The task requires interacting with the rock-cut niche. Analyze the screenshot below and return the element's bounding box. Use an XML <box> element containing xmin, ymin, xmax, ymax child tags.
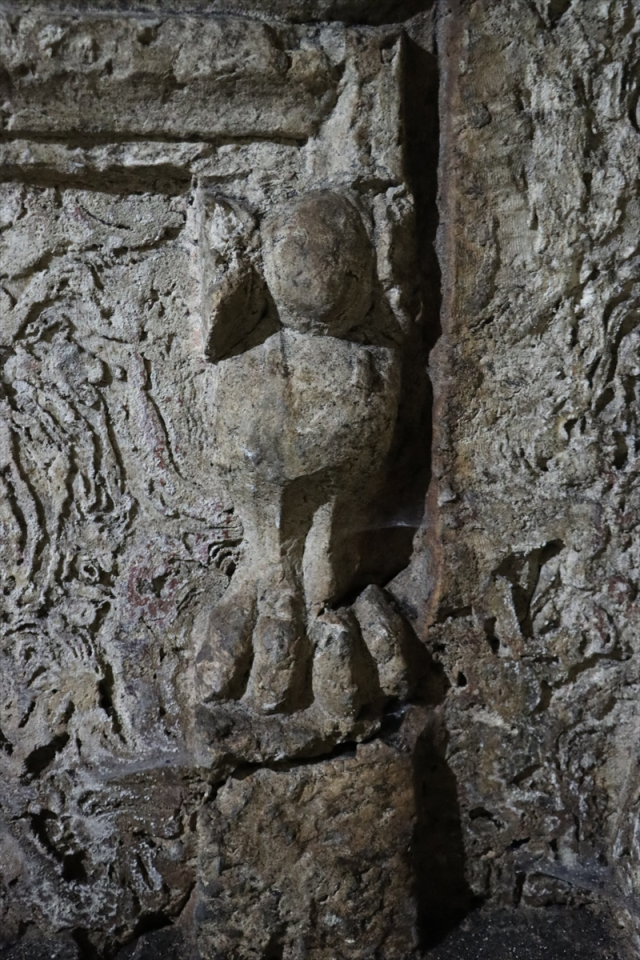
<box><xmin>0</xmin><ymin>10</ymin><xmax>457</xmax><ymax>958</ymax></box>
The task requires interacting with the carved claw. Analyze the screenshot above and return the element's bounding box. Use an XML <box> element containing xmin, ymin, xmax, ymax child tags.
<box><xmin>245</xmin><ymin>588</ymin><xmax>310</xmax><ymax>714</ymax></box>
<box><xmin>194</xmin><ymin>584</ymin><xmax>256</xmax><ymax>702</ymax></box>
<box><xmin>310</xmin><ymin>608</ymin><xmax>380</xmax><ymax>720</ymax></box>
<box><xmin>352</xmin><ymin>584</ymin><xmax>416</xmax><ymax>700</ymax></box>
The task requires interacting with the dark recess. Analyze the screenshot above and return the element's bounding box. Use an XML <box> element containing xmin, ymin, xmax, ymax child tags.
<box><xmin>413</xmin><ymin>718</ymin><xmax>481</xmax><ymax>949</ymax></box>
<box><xmin>5</xmin><ymin>0</ymin><xmax>434</xmax><ymax>25</ymax></box>
<box><xmin>401</xmin><ymin>27</ymin><xmax>479</xmax><ymax>949</ymax></box>
<box><xmin>349</xmin><ymin>27</ymin><xmax>440</xmax><ymax>595</ymax></box>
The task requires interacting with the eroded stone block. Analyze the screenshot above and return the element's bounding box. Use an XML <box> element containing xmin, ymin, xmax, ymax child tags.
<box><xmin>196</xmin><ymin>739</ymin><xmax>418</xmax><ymax>960</ymax></box>
<box><xmin>0</xmin><ymin>16</ymin><xmax>338</xmax><ymax>140</ymax></box>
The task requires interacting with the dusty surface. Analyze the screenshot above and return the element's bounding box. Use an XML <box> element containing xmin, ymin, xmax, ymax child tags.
<box><xmin>423</xmin><ymin>905</ymin><xmax>630</xmax><ymax>960</ymax></box>
<box><xmin>389</xmin><ymin>0</ymin><xmax>640</xmax><ymax>953</ymax></box>
<box><xmin>0</xmin><ymin>3</ymin><xmax>436</xmax><ymax>956</ymax></box>
<box><xmin>2</xmin><ymin>0</ymin><xmax>640</xmax><ymax>957</ymax></box>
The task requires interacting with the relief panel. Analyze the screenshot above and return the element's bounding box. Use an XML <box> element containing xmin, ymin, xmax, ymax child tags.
<box><xmin>0</xmin><ymin>11</ymin><xmax>431</xmax><ymax>955</ymax></box>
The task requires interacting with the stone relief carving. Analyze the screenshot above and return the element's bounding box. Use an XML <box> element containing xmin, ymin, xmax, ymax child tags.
<box><xmin>2</xmin><ymin>4</ymin><xmax>637</xmax><ymax>957</ymax></box>
<box><xmin>0</xmin><ymin>9</ymin><xmax>434</xmax><ymax>957</ymax></box>
<box><xmin>194</xmin><ymin>188</ymin><xmax>408</xmax><ymax>719</ymax></box>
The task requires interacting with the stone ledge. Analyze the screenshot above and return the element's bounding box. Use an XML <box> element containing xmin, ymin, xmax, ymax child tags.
<box><xmin>0</xmin><ymin>0</ymin><xmax>432</xmax><ymax>26</ymax></box>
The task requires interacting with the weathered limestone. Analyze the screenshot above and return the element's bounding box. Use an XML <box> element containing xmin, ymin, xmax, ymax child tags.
<box><xmin>0</xmin><ymin>2</ymin><xmax>434</xmax><ymax>955</ymax></box>
<box><xmin>196</xmin><ymin>190</ymin><xmax>402</xmax><ymax>714</ymax></box>
<box><xmin>3</xmin><ymin>0</ymin><xmax>639</xmax><ymax>957</ymax></box>
<box><xmin>197</xmin><ymin>738</ymin><xmax>418</xmax><ymax>960</ymax></box>
<box><xmin>0</xmin><ymin>16</ymin><xmax>338</xmax><ymax>140</ymax></box>
<box><xmin>395</xmin><ymin>1</ymin><xmax>640</xmax><ymax>953</ymax></box>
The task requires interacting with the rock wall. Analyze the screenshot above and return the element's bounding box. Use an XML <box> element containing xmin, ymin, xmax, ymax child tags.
<box><xmin>1</xmin><ymin>0</ymin><xmax>639</xmax><ymax>958</ymax></box>
<box><xmin>413</xmin><ymin>0</ymin><xmax>640</xmax><ymax>950</ymax></box>
<box><xmin>0</xmin><ymin>2</ymin><xmax>440</xmax><ymax>956</ymax></box>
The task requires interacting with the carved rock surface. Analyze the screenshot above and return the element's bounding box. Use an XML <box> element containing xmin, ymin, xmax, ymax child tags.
<box><xmin>0</xmin><ymin>1</ymin><xmax>432</xmax><ymax>954</ymax></box>
<box><xmin>5</xmin><ymin>0</ymin><xmax>639</xmax><ymax>956</ymax></box>
<box><xmin>261</xmin><ymin>192</ymin><xmax>374</xmax><ymax>336</ymax></box>
<box><xmin>0</xmin><ymin>16</ymin><xmax>338</xmax><ymax>139</ymax></box>
<box><xmin>387</xmin><ymin>0</ymin><xmax>640</xmax><ymax>949</ymax></box>
<box><xmin>196</xmin><ymin>738</ymin><xmax>418</xmax><ymax>960</ymax></box>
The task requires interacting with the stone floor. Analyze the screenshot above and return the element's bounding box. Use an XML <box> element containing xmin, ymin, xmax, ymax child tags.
<box><xmin>424</xmin><ymin>906</ymin><xmax>631</xmax><ymax>960</ymax></box>
<box><xmin>0</xmin><ymin>906</ymin><xmax>633</xmax><ymax>960</ymax></box>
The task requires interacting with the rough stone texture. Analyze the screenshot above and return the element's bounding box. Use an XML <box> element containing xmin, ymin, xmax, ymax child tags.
<box><xmin>0</xmin><ymin>16</ymin><xmax>339</xmax><ymax>139</ymax></box>
<box><xmin>423</xmin><ymin>905</ymin><xmax>630</xmax><ymax>960</ymax></box>
<box><xmin>0</xmin><ymin>2</ymin><xmax>437</xmax><ymax>955</ymax></box>
<box><xmin>197</xmin><ymin>736</ymin><xmax>418</xmax><ymax>960</ymax></box>
<box><xmin>391</xmin><ymin>0</ymin><xmax>640</xmax><ymax>953</ymax></box>
<box><xmin>0</xmin><ymin>0</ymin><xmax>431</xmax><ymax>25</ymax></box>
<box><xmin>3</xmin><ymin>0</ymin><xmax>640</xmax><ymax>957</ymax></box>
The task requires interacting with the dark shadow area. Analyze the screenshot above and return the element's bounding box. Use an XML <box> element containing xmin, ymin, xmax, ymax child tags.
<box><xmin>0</xmin><ymin>926</ymin><xmax>192</xmax><ymax>960</ymax></box>
<box><xmin>0</xmin><ymin>167</ymin><xmax>191</xmax><ymax>196</ymax></box>
<box><xmin>297</xmin><ymin>0</ymin><xmax>435</xmax><ymax>24</ymax></box>
<box><xmin>0</xmin><ymin>937</ymin><xmax>80</xmax><ymax>960</ymax></box>
<box><xmin>399</xmin><ymin>25</ymin><xmax>483</xmax><ymax>951</ymax></box>
<box><xmin>31</xmin><ymin>0</ymin><xmax>434</xmax><ymax>26</ymax></box>
<box><xmin>403</xmin><ymin>34</ymin><xmax>442</xmax><ymax>358</ymax></box>
<box><xmin>114</xmin><ymin>927</ymin><xmax>186</xmax><ymax>960</ymax></box>
<box><xmin>412</xmin><ymin>716</ymin><xmax>482</xmax><ymax>950</ymax></box>
<box><xmin>348</xmin><ymin>31</ymin><xmax>441</xmax><ymax>595</ymax></box>
<box><xmin>422</xmin><ymin>905</ymin><xmax>632</xmax><ymax>959</ymax></box>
